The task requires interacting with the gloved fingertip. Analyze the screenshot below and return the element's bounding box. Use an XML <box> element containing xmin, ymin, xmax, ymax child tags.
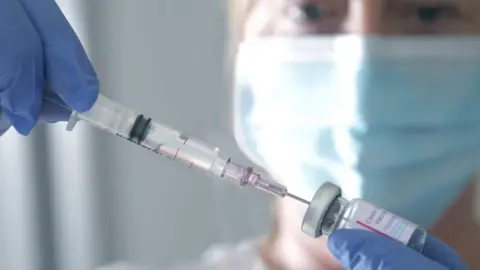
<box><xmin>11</xmin><ymin>116</ymin><xmax>35</xmax><ymax>136</ymax></box>
<box><xmin>327</xmin><ymin>230</ymin><xmax>349</xmax><ymax>257</ymax></box>
<box><xmin>1</xmin><ymin>110</ymin><xmax>34</xmax><ymax>136</ymax></box>
<box><xmin>62</xmin><ymin>78</ymin><xmax>99</xmax><ymax>112</ymax></box>
<box><xmin>38</xmin><ymin>107</ymin><xmax>71</xmax><ymax>123</ymax></box>
<box><xmin>328</xmin><ymin>229</ymin><xmax>385</xmax><ymax>261</ymax></box>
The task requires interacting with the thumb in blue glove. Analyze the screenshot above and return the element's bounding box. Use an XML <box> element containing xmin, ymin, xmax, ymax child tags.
<box><xmin>0</xmin><ymin>0</ymin><xmax>99</xmax><ymax>135</ymax></box>
<box><xmin>328</xmin><ymin>229</ymin><xmax>468</xmax><ymax>270</ymax></box>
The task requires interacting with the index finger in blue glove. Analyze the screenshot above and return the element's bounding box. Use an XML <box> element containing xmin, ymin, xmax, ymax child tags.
<box><xmin>18</xmin><ymin>0</ymin><xmax>99</xmax><ymax>112</ymax></box>
<box><xmin>328</xmin><ymin>229</ymin><xmax>452</xmax><ymax>270</ymax></box>
<box><xmin>0</xmin><ymin>0</ymin><xmax>44</xmax><ymax>135</ymax></box>
<box><xmin>0</xmin><ymin>100</ymin><xmax>70</xmax><ymax>137</ymax></box>
<box><xmin>0</xmin><ymin>93</ymin><xmax>71</xmax><ymax>134</ymax></box>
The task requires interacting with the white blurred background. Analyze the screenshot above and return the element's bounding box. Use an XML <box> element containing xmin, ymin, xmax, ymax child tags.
<box><xmin>0</xmin><ymin>0</ymin><xmax>271</xmax><ymax>269</ymax></box>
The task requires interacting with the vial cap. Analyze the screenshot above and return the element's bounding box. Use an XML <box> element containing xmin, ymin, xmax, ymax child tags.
<box><xmin>301</xmin><ymin>182</ymin><xmax>342</xmax><ymax>238</ymax></box>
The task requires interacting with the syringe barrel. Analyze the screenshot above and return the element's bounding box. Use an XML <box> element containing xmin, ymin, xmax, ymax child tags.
<box><xmin>71</xmin><ymin>95</ymin><xmax>138</xmax><ymax>139</ymax></box>
<box><xmin>68</xmin><ymin>94</ymin><xmax>225</xmax><ymax>175</ymax></box>
<box><xmin>143</xmin><ymin>125</ymin><xmax>225</xmax><ymax>174</ymax></box>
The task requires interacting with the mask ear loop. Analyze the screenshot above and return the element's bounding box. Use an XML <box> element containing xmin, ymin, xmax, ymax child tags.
<box><xmin>232</xmin><ymin>81</ymin><xmax>269</xmax><ymax>170</ymax></box>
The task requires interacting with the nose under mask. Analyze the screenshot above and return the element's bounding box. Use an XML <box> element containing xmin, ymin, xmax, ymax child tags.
<box><xmin>233</xmin><ymin>36</ymin><xmax>480</xmax><ymax>228</ymax></box>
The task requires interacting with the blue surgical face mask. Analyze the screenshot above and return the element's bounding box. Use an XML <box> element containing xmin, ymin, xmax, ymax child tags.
<box><xmin>233</xmin><ymin>36</ymin><xmax>480</xmax><ymax>228</ymax></box>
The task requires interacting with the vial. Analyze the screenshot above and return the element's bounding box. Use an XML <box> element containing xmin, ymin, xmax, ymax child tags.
<box><xmin>301</xmin><ymin>182</ymin><xmax>427</xmax><ymax>252</ymax></box>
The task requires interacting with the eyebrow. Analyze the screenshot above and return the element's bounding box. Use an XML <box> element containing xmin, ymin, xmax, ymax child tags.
<box><xmin>388</xmin><ymin>0</ymin><xmax>458</xmax><ymax>3</ymax></box>
<box><xmin>385</xmin><ymin>0</ymin><xmax>460</xmax><ymax>11</ymax></box>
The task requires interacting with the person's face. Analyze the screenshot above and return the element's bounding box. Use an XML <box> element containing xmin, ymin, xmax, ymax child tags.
<box><xmin>243</xmin><ymin>0</ymin><xmax>480</xmax><ymax>39</ymax></box>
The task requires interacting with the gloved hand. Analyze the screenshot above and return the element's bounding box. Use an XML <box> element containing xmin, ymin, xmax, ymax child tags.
<box><xmin>0</xmin><ymin>0</ymin><xmax>99</xmax><ymax>136</ymax></box>
<box><xmin>328</xmin><ymin>229</ymin><xmax>469</xmax><ymax>270</ymax></box>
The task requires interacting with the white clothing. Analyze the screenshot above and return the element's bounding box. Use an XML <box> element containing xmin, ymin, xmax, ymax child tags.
<box><xmin>98</xmin><ymin>240</ymin><xmax>267</xmax><ymax>270</ymax></box>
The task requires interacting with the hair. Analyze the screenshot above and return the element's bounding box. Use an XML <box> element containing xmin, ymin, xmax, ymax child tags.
<box><xmin>221</xmin><ymin>0</ymin><xmax>254</xmax><ymax>131</ymax></box>
<box><xmin>225</xmin><ymin>0</ymin><xmax>255</xmax><ymax>57</ymax></box>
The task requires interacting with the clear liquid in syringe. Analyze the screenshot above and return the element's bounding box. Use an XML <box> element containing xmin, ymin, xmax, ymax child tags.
<box><xmin>141</xmin><ymin>121</ymin><xmax>224</xmax><ymax>172</ymax></box>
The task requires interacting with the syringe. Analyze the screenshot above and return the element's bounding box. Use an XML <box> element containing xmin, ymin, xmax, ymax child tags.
<box><xmin>43</xmin><ymin>94</ymin><xmax>309</xmax><ymax>204</ymax></box>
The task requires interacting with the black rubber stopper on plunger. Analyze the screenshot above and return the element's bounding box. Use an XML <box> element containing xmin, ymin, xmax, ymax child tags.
<box><xmin>129</xmin><ymin>114</ymin><xmax>152</xmax><ymax>143</ymax></box>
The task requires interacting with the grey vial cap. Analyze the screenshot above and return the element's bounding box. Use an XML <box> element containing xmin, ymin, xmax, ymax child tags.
<box><xmin>301</xmin><ymin>182</ymin><xmax>342</xmax><ymax>238</ymax></box>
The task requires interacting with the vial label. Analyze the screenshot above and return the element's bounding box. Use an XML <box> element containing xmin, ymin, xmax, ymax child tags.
<box><xmin>346</xmin><ymin>201</ymin><xmax>417</xmax><ymax>245</ymax></box>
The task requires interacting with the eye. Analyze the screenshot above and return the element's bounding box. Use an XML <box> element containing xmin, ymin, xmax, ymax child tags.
<box><xmin>281</xmin><ymin>1</ymin><xmax>347</xmax><ymax>35</ymax></box>
<box><xmin>288</xmin><ymin>3</ymin><xmax>324</xmax><ymax>23</ymax></box>
<box><xmin>299</xmin><ymin>3</ymin><xmax>323</xmax><ymax>21</ymax></box>
<box><xmin>414</xmin><ymin>5</ymin><xmax>459</xmax><ymax>24</ymax></box>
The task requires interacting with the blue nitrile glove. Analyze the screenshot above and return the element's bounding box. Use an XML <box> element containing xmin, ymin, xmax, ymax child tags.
<box><xmin>0</xmin><ymin>0</ymin><xmax>99</xmax><ymax>136</ymax></box>
<box><xmin>328</xmin><ymin>229</ymin><xmax>469</xmax><ymax>270</ymax></box>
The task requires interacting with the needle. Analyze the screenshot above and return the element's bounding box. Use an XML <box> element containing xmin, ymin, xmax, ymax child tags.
<box><xmin>287</xmin><ymin>193</ymin><xmax>310</xmax><ymax>205</ymax></box>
